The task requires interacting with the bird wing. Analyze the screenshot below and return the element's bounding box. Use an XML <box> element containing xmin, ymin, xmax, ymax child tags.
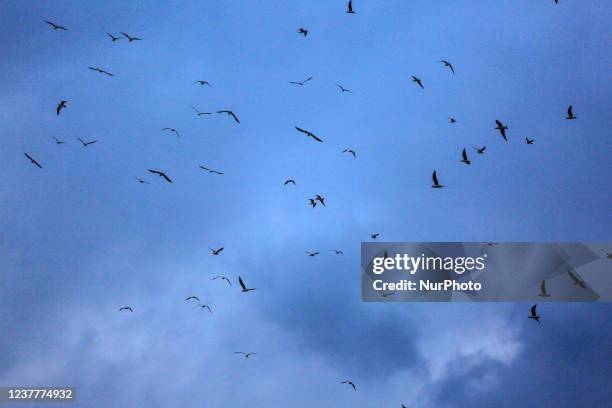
<box><xmin>531</xmin><ymin>304</ymin><xmax>537</xmax><ymax>316</ymax></box>
<box><xmin>229</xmin><ymin>112</ymin><xmax>240</xmax><ymax>123</ymax></box>
<box><xmin>568</xmin><ymin>105</ymin><xmax>573</xmax><ymax>116</ymax></box>
<box><xmin>540</xmin><ymin>281</ymin><xmax>546</xmax><ymax>294</ymax></box>
<box><xmin>239</xmin><ymin>276</ymin><xmax>246</xmax><ymax>290</ymax></box>
<box><xmin>462</xmin><ymin>149</ymin><xmax>468</xmax><ymax>161</ymax></box>
<box><xmin>310</xmin><ymin>133</ymin><xmax>323</xmax><ymax>142</ymax></box>
<box><xmin>432</xmin><ymin>171</ymin><xmax>439</xmax><ymax>185</ymax></box>
<box><xmin>148</xmin><ymin>169</ymin><xmax>161</xmax><ymax>176</ymax></box>
<box><xmin>295</xmin><ymin>126</ymin><xmax>309</xmax><ymax>134</ymax></box>
<box><xmin>161</xmin><ymin>173</ymin><xmax>172</xmax><ymax>183</ymax></box>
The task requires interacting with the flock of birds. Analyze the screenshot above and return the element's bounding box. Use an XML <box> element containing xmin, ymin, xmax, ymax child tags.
<box><xmin>18</xmin><ymin>1</ymin><xmax>599</xmax><ymax>406</ymax></box>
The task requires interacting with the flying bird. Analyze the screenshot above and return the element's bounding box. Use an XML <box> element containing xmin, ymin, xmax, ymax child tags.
<box><xmin>185</xmin><ymin>296</ymin><xmax>200</xmax><ymax>302</ymax></box>
<box><xmin>369</xmin><ymin>233</ymin><xmax>380</xmax><ymax>239</ymax></box>
<box><xmin>88</xmin><ymin>66</ymin><xmax>113</xmax><ymax>76</ymax></box>
<box><xmin>121</xmin><ymin>32</ymin><xmax>142</xmax><ymax>42</ymax></box>
<box><xmin>77</xmin><ymin>137</ymin><xmax>98</xmax><ymax>147</ymax></box>
<box><xmin>24</xmin><ymin>153</ymin><xmax>42</xmax><ymax>168</ymax></box>
<box><xmin>567</xmin><ymin>270</ymin><xmax>586</xmax><ymax>289</ymax></box>
<box><xmin>45</xmin><ymin>20</ymin><xmax>67</xmax><ymax>30</ymax></box>
<box><xmin>525</xmin><ymin>137</ymin><xmax>534</xmax><ymax>144</ymax></box>
<box><xmin>295</xmin><ymin>126</ymin><xmax>323</xmax><ymax>142</ymax></box>
<box><xmin>381</xmin><ymin>291</ymin><xmax>395</xmax><ymax>297</ymax></box>
<box><xmin>194</xmin><ymin>80</ymin><xmax>211</xmax><ymax>86</ymax></box>
<box><xmin>107</xmin><ymin>33</ymin><xmax>123</xmax><ymax>41</ymax></box>
<box><xmin>284</xmin><ymin>179</ymin><xmax>296</xmax><ymax>186</ymax></box>
<box><xmin>135</xmin><ymin>177</ymin><xmax>150</xmax><ymax>184</ymax></box>
<box><xmin>308</xmin><ymin>198</ymin><xmax>317</xmax><ymax>208</ymax></box>
<box><xmin>161</xmin><ymin>127</ymin><xmax>180</xmax><ymax>138</ymax></box>
<box><xmin>217</xmin><ymin>110</ymin><xmax>240</xmax><ymax>123</ymax></box>
<box><xmin>341</xmin><ymin>381</ymin><xmax>356</xmax><ymax>391</ymax></box>
<box><xmin>52</xmin><ymin>136</ymin><xmax>65</xmax><ymax>145</ymax></box>
<box><xmin>346</xmin><ymin>0</ymin><xmax>356</xmax><ymax>13</ymax></box>
<box><xmin>336</xmin><ymin>84</ymin><xmax>352</xmax><ymax>93</ymax></box>
<box><xmin>495</xmin><ymin>120</ymin><xmax>508</xmax><ymax>142</ymax></box>
<box><xmin>234</xmin><ymin>352</ymin><xmax>257</xmax><ymax>358</ymax></box>
<box><xmin>212</xmin><ymin>276</ymin><xmax>232</xmax><ymax>286</ymax></box>
<box><xmin>56</xmin><ymin>100</ymin><xmax>67</xmax><ymax>115</ymax></box>
<box><xmin>538</xmin><ymin>281</ymin><xmax>551</xmax><ymax>298</ymax></box>
<box><xmin>330</xmin><ymin>249</ymin><xmax>344</xmax><ymax>255</ymax></box>
<box><xmin>528</xmin><ymin>304</ymin><xmax>540</xmax><ymax>322</ymax></box>
<box><xmin>460</xmin><ymin>148</ymin><xmax>471</xmax><ymax>165</ymax></box>
<box><xmin>432</xmin><ymin>171</ymin><xmax>445</xmax><ymax>188</ymax></box>
<box><xmin>118</xmin><ymin>306</ymin><xmax>133</xmax><ymax>312</ymax></box>
<box><xmin>473</xmin><ymin>146</ymin><xmax>486</xmax><ymax>154</ymax></box>
<box><xmin>289</xmin><ymin>77</ymin><xmax>313</xmax><ymax>86</ymax></box>
<box><xmin>342</xmin><ymin>149</ymin><xmax>356</xmax><ymax>158</ymax></box>
<box><xmin>197</xmin><ymin>304</ymin><xmax>213</xmax><ymax>313</ymax></box>
<box><xmin>191</xmin><ymin>105</ymin><xmax>212</xmax><ymax>116</ymax></box>
<box><xmin>238</xmin><ymin>276</ymin><xmax>255</xmax><ymax>292</ymax></box>
<box><xmin>411</xmin><ymin>76</ymin><xmax>424</xmax><ymax>89</ymax></box>
<box><xmin>566</xmin><ymin>105</ymin><xmax>576</xmax><ymax>120</ymax></box>
<box><xmin>199</xmin><ymin>165</ymin><xmax>223</xmax><ymax>175</ymax></box>
<box><xmin>297</xmin><ymin>28</ymin><xmax>308</xmax><ymax>36</ymax></box>
<box><xmin>306</xmin><ymin>251</ymin><xmax>320</xmax><ymax>257</ymax></box>
<box><xmin>315</xmin><ymin>194</ymin><xmax>326</xmax><ymax>206</ymax></box>
<box><xmin>148</xmin><ymin>169</ymin><xmax>172</xmax><ymax>183</ymax></box>
<box><xmin>440</xmin><ymin>60</ymin><xmax>455</xmax><ymax>74</ymax></box>
<box><xmin>209</xmin><ymin>247</ymin><xmax>224</xmax><ymax>255</ymax></box>
<box><xmin>448</xmin><ymin>117</ymin><xmax>457</xmax><ymax>123</ymax></box>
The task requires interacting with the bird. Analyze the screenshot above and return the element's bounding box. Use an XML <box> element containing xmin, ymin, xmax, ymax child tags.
<box><xmin>528</xmin><ymin>304</ymin><xmax>540</xmax><ymax>322</ymax></box>
<box><xmin>238</xmin><ymin>276</ymin><xmax>255</xmax><ymax>292</ymax></box>
<box><xmin>473</xmin><ymin>146</ymin><xmax>486</xmax><ymax>154</ymax></box>
<box><xmin>342</xmin><ymin>149</ymin><xmax>356</xmax><ymax>158</ymax></box>
<box><xmin>432</xmin><ymin>171</ymin><xmax>445</xmax><ymax>188</ymax></box>
<box><xmin>346</xmin><ymin>0</ymin><xmax>356</xmax><ymax>13</ymax></box>
<box><xmin>369</xmin><ymin>233</ymin><xmax>380</xmax><ymax>239</ymax></box>
<box><xmin>284</xmin><ymin>179</ymin><xmax>296</xmax><ymax>186</ymax></box>
<box><xmin>341</xmin><ymin>380</ymin><xmax>356</xmax><ymax>391</ymax></box>
<box><xmin>209</xmin><ymin>247</ymin><xmax>224</xmax><ymax>255</ymax></box>
<box><xmin>448</xmin><ymin>117</ymin><xmax>457</xmax><ymax>123</ymax></box>
<box><xmin>45</xmin><ymin>20</ymin><xmax>67</xmax><ymax>30</ymax></box>
<box><xmin>118</xmin><ymin>306</ymin><xmax>133</xmax><ymax>312</ymax></box>
<box><xmin>538</xmin><ymin>281</ymin><xmax>551</xmax><ymax>298</ymax></box>
<box><xmin>212</xmin><ymin>276</ymin><xmax>232</xmax><ymax>286</ymax></box>
<box><xmin>194</xmin><ymin>80</ymin><xmax>211</xmax><ymax>86</ymax></box>
<box><xmin>148</xmin><ymin>169</ymin><xmax>172</xmax><ymax>183</ymax></box>
<box><xmin>197</xmin><ymin>304</ymin><xmax>213</xmax><ymax>313</ymax></box>
<box><xmin>161</xmin><ymin>127</ymin><xmax>180</xmax><ymax>138</ymax></box>
<box><xmin>411</xmin><ymin>76</ymin><xmax>424</xmax><ymax>89</ymax></box>
<box><xmin>295</xmin><ymin>126</ymin><xmax>323</xmax><ymax>142</ymax></box>
<box><xmin>315</xmin><ymin>194</ymin><xmax>326</xmax><ymax>206</ymax></box>
<box><xmin>88</xmin><ymin>66</ymin><xmax>113</xmax><ymax>76</ymax></box>
<box><xmin>440</xmin><ymin>60</ymin><xmax>455</xmax><ymax>74</ymax></box>
<box><xmin>121</xmin><ymin>32</ymin><xmax>142</xmax><ymax>42</ymax></box>
<box><xmin>185</xmin><ymin>296</ymin><xmax>200</xmax><ymax>302</ymax></box>
<box><xmin>567</xmin><ymin>270</ymin><xmax>586</xmax><ymax>289</ymax></box>
<box><xmin>234</xmin><ymin>352</ymin><xmax>257</xmax><ymax>358</ymax></box>
<box><xmin>381</xmin><ymin>291</ymin><xmax>395</xmax><ymax>298</ymax></box>
<box><xmin>217</xmin><ymin>110</ymin><xmax>240</xmax><ymax>123</ymax></box>
<box><xmin>460</xmin><ymin>148</ymin><xmax>471</xmax><ymax>165</ymax></box>
<box><xmin>199</xmin><ymin>165</ymin><xmax>224</xmax><ymax>175</ymax></box>
<box><xmin>566</xmin><ymin>105</ymin><xmax>576</xmax><ymax>120</ymax></box>
<box><xmin>106</xmin><ymin>33</ymin><xmax>123</xmax><ymax>41</ymax></box>
<box><xmin>24</xmin><ymin>153</ymin><xmax>42</xmax><ymax>168</ymax></box>
<box><xmin>77</xmin><ymin>138</ymin><xmax>98</xmax><ymax>147</ymax></box>
<box><xmin>330</xmin><ymin>250</ymin><xmax>344</xmax><ymax>255</ymax></box>
<box><xmin>289</xmin><ymin>77</ymin><xmax>313</xmax><ymax>86</ymax></box>
<box><xmin>306</xmin><ymin>251</ymin><xmax>320</xmax><ymax>257</ymax></box>
<box><xmin>525</xmin><ymin>137</ymin><xmax>534</xmax><ymax>144</ymax></box>
<box><xmin>135</xmin><ymin>177</ymin><xmax>150</xmax><ymax>184</ymax></box>
<box><xmin>191</xmin><ymin>106</ymin><xmax>212</xmax><ymax>116</ymax></box>
<box><xmin>52</xmin><ymin>136</ymin><xmax>65</xmax><ymax>145</ymax></box>
<box><xmin>308</xmin><ymin>199</ymin><xmax>317</xmax><ymax>208</ymax></box>
<box><xmin>336</xmin><ymin>84</ymin><xmax>352</xmax><ymax>93</ymax></box>
<box><xmin>297</xmin><ymin>28</ymin><xmax>308</xmax><ymax>36</ymax></box>
<box><xmin>56</xmin><ymin>100</ymin><xmax>67</xmax><ymax>115</ymax></box>
<box><xmin>495</xmin><ymin>120</ymin><xmax>508</xmax><ymax>142</ymax></box>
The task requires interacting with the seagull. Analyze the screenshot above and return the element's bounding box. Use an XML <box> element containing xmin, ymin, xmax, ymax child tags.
<box><xmin>567</xmin><ymin>270</ymin><xmax>586</xmax><ymax>289</ymax></box>
<box><xmin>209</xmin><ymin>247</ymin><xmax>224</xmax><ymax>255</ymax></box>
<box><xmin>330</xmin><ymin>249</ymin><xmax>344</xmax><ymax>255</ymax></box>
<box><xmin>342</xmin><ymin>149</ymin><xmax>356</xmax><ymax>158</ymax></box>
<box><xmin>381</xmin><ymin>291</ymin><xmax>395</xmax><ymax>297</ymax></box>
<box><xmin>432</xmin><ymin>170</ymin><xmax>445</xmax><ymax>188</ymax></box>
<box><xmin>148</xmin><ymin>169</ymin><xmax>172</xmax><ymax>183</ymax></box>
<box><xmin>234</xmin><ymin>352</ymin><xmax>257</xmax><ymax>358</ymax></box>
<box><xmin>197</xmin><ymin>304</ymin><xmax>213</xmax><ymax>313</ymax></box>
<box><xmin>161</xmin><ymin>128</ymin><xmax>180</xmax><ymax>138</ymax></box>
<box><xmin>52</xmin><ymin>136</ymin><xmax>65</xmax><ymax>145</ymax></box>
<box><xmin>336</xmin><ymin>84</ymin><xmax>352</xmax><ymax>93</ymax></box>
<box><xmin>566</xmin><ymin>105</ymin><xmax>576</xmax><ymax>120</ymax></box>
<box><xmin>346</xmin><ymin>0</ymin><xmax>356</xmax><ymax>13</ymax></box>
<box><xmin>45</xmin><ymin>20</ymin><xmax>67</xmax><ymax>30</ymax></box>
<box><xmin>284</xmin><ymin>179</ymin><xmax>296</xmax><ymax>186</ymax></box>
<box><xmin>448</xmin><ymin>117</ymin><xmax>457</xmax><ymax>123</ymax></box>
<box><xmin>24</xmin><ymin>153</ymin><xmax>42</xmax><ymax>168</ymax></box>
<box><xmin>77</xmin><ymin>138</ymin><xmax>98</xmax><ymax>147</ymax></box>
<box><xmin>56</xmin><ymin>100</ymin><xmax>67</xmax><ymax>115</ymax></box>
<box><xmin>411</xmin><ymin>76</ymin><xmax>424</xmax><ymax>89</ymax></box>
<box><xmin>298</xmin><ymin>28</ymin><xmax>308</xmax><ymax>36</ymax></box>
<box><xmin>88</xmin><ymin>66</ymin><xmax>113</xmax><ymax>76</ymax></box>
<box><xmin>185</xmin><ymin>296</ymin><xmax>200</xmax><ymax>302</ymax></box>
<box><xmin>306</xmin><ymin>251</ymin><xmax>320</xmax><ymax>257</ymax></box>
<box><xmin>212</xmin><ymin>276</ymin><xmax>232</xmax><ymax>286</ymax></box>
<box><xmin>217</xmin><ymin>110</ymin><xmax>240</xmax><ymax>123</ymax></box>
<box><xmin>238</xmin><ymin>276</ymin><xmax>255</xmax><ymax>292</ymax></box>
<box><xmin>538</xmin><ymin>281</ymin><xmax>551</xmax><ymax>298</ymax></box>
<box><xmin>495</xmin><ymin>120</ymin><xmax>508</xmax><ymax>142</ymax></box>
<box><xmin>525</xmin><ymin>137</ymin><xmax>534</xmax><ymax>144</ymax></box>
<box><xmin>118</xmin><ymin>306</ymin><xmax>133</xmax><ymax>312</ymax></box>
<box><xmin>528</xmin><ymin>304</ymin><xmax>540</xmax><ymax>322</ymax></box>
<box><xmin>308</xmin><ymin>198</ymin><xmax>317</xmax><ymax>208</ymax></box>
<box><xmin>440</xmin><ymin>60</ymin><xmax>455</xmax><ymax>74</ymax></box>
<box><xmin>473</xmin><ymin>146</ymin><xmax>486</xmax><ymax>154</ymax></box>
<box><xmin>121</xmin><ymin>32</ymin><xmax>142</xmax><ymax>42</ymax></box>
<box><xmin>341</xmin><ymin>381</ymin><xmax>356</xmax><ymax>391</ymax></box>
<box><xmin>194</xmin><ymin>80</ymin><xmax>212</xmax><ymax>86</ymax></box>
<box><xmin>369</xmin><ymin>233</ymin><xmax>380</xmax><ymax>239</ymax></box>
<box><xmin>460</xmin><ymin>148</ymin><xmax>471</xmax><ymax>165</ymax></box>
<box><xmin>315</xmin><ymin>194</ymin><xmax>326</xmax><ymax>206</ymax></box>
<box><xmin>295</xmin><ymin>126</ymin><xmax>323</xmax><ymax>142</ymax></box>
<box><xmin>107</xmin><ymin>33</ymin><xmax>123</xmax><ymax>41</ymax></box>
<box><xmin>289</xmin><ymin>77</ymin><xmax>313</xmax><ymax>86</ymax></box>
<box><xmin>199</xmin><ymin>165</ymin><xmax>224</xmax><ymax>175</ymax></box>
<box><xmin>135</xmin><ymin>177</ymin><xmax>150</xmax><ymax>184</ymax></box>
<box><xmin>191</xmin><ymin>105</ymin><xmax>212</xmax><ymax>116</ymax></box>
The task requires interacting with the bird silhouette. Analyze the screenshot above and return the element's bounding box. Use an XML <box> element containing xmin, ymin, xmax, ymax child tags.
<box><xmin>440</xmin><ymin>60</ymin><xmax>455</xmax><ymax>74</ymax></box>
<box><xmin>473</xmin><ymin>146</ymin><xmax>486</xmax><ymax>154</ymax></box>
<box><xmin>197</xmin><ymin>304</ymin><xmax>213</xmax><ymax>313</ymax></box>
<box><xmin>306</xmin><ymin>251</ymin><xmax>320</xmax><ymax>257</ymax></box>
<box><xmin>330</xmin><ymin>249</ymin><xmax>344</xmax><ymax>255</ymax></box>
<box><xmin>567</xmin><ymin>270</ymin><xmax>586</xmax><ymax>289</ymax></box>
<box><xmin>336</xmin><ymin>84</ymin><xmax>352</xmax><ymax>93</ymax></box>
<box><xmin>119</xmin><ymin>306</ymin><xmax>133</xmax><ymax>312</ymax></box>
<box><xmin>239</xmin><ymin>276</ymin><xmax>255</xmax><ymax>292</ymax></box>
<box><xmin>295</xmin><ymin>126</ymin><xmax>323</xmax><ymax>142</ymax></box>
<box><xmin>298</xmin><ymin>28</ymin><xmax>308</xmax><ymax>36</ymax></box>
<box><xmin>411</xmin><ymin>76</ymin><xmax>424</xmax><ymax>89</ymax></box>
<box><xmin>381</xmin><ymin>291</ymin><xmax>395</xmax><ymax>298</ymax></box>
<box><xmin>161</xmin><ymin>128</ymin><xmax>180</xmax><ymax>138</ymax></box>
<box><xmin>289</xmin><ymin>77</ymin><xmax>313</xmax><ymax>86</ymax></box>
<box><xmin>369</xmin><ymin>233</ymin><xmax>380</xmax><ymax>239</ymax></box>
<box><xmin>212</xmin><ymin>276</ymin><xmax>232</xmax><ymax>286</ymax></box>
<box><xmin>45</xmin><ymin>20</ymin><xmax>67</xmax><ymax>30</ymax></box>
<box><xmin>217</xmin><ymin>110</ymin><xmax>240</xmax><ymax>123</ymax></box>
<box><xmin>148</xmin><ymin>169</ymin><xmax>172</xmax><ymax>183</ymax></box>
<box><xmin>77</xmin><ymin>138</ymin><xmax>98</xmax><ymax>147</ymax></box>
<box><xmin>346</xmin><ymin>0</ymin><xmax>357</xmax><ymax>13</ymax></box>
<box><xmin>341</xmin><ymin>380</ymin><xmax>356</xmax><ymax>391</ymax></box>
<box><xmin>342</xmin><ymin>149</ymin><xmax>356</xmax><ymax>158</ymax></box>
<box><xmin>200</xmin><ymin>165</ymin><xmax>224</xmax><ymax>175</ymax></box>
<box><xmin>528</xmin><ymin>304</ymin><xmax>540</xmax><ymax>322</ymax></box>
<box><xmin>460</xmin><ymin>148</ymin><xmax>471</xmax><ymax>165</ymax></box>
<box><xmin>566</xmin><ymin>105</ymin><xmax>576</xmax><ymax>120</ymax></box>
<box><xmin>24</xmin><ymin>153</ymin><xmax>42</xmax><ymax>168</ymax></box>
<box><xmin>185</xmin><ymin>296</ymin><xmax>200</xmax><ymax>302</ymax></box>
<box><xmin>121</xmin><ymin>32</ymin><xmax>142</xmax><ymax>42</ymax></box>
<box><xmin>538</xmin><ymin>281</ymin><xmax>551</xmax><ymax>298</ymax></box>
<box><xmin>495</xmin><ymin>120</ymin><xmax>508</xmax><ymax>141</ymax></box>
<box><xmin>448</xmin><ymin>117</ymin><xmax>457</xmax><ymax>123</ymax></box>
<box><xmin>194</xmin><ymin>80</ymin><xmax>212</xmax><ymax>86</ymax></box>
<box><xmin>209</xmin><ymin>247</ymin><xmax>224</xmax><ymax>255</ymax></box>
<box><xmin>56</xmin><ymin>100</ymin><xmax>67</xmax><ymax>115</ymax></box>
<box><xmin>525</xmin><ymin>137</ymin><xmax>534</xmax><ymax>144</ymax></box>
<box><xmin>284</xmin><ymin>179</ymin><xmax>296</xmax><ymax>186</ymax></box>
<box><xmin>235</xmin><ymin>352</ymin><xmax>257</xmax><ymax>358</ymax></box>
<box><xmin>308</xmin><ymin>198</ymin><xmax>317</xmax><ymax>208</ymax></box>
<box><xmin>432</xmin><ymin>170</ymin><xmax>445</xmax><ymax>188</ymax></box>
<box><xmin>106</xmin><ymin>33</ymin><xmax>123</xmax><ymax>41</ymax></box>
<box><xmin>191</xmin><ymin>106</ymin><xmax>212</xmax><ymax>116</ymax></box>
<box><xmin>135</xmin><ymin>177</ymin><xmax>150</xmax><ymax>184</ymax></box>
<box><xmin>52</xmin><ymin>136</ymin><xmax>65</xmax><ymax>145</ymax></box>
<box><xmin>88</xmin><ymin>66</ymin><xmax>113</xmax><ymax>76</ymax></box>
<box><xmin>315</xmin><ymin>194</ymin><xmax>326</xmax><ymax>206</ymax></box>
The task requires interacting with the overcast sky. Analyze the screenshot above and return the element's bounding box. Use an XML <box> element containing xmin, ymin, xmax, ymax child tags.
<box><xmin>1</xmin><ymin>1</ymin><xmax>611</xmax><ymax>407</ymax></box>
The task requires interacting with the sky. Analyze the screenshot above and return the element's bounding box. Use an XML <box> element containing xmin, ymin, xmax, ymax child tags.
<box><xmin>1</xmin><ymin>0</ymin><xmax>611</xmax><ymax>407</ymax></box>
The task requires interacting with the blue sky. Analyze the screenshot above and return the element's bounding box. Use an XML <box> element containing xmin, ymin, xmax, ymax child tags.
<box><xmin>1</xmin><ymin>1</ymin><xmax>611</xmax><ymax>407</ymax></box>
